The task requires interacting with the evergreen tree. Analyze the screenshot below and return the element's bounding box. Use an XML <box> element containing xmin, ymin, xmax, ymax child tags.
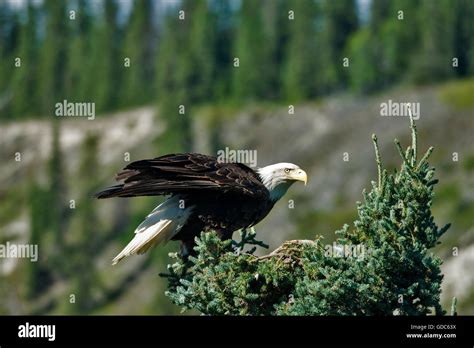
<box><xmin>86</xmin><ymin>0</ymin><xmax>121</xmax><ymax>112</ymax></box>
<box><xmin>0</xmin><ymin>4</ymin><xmax>20</xmax><ymax>119</ymax></box>
<box><xmin>155</xmin><ymin>8</ymin><xmax>193</xmax><ymax>152</ymax></box>
<box><xmin>185</xmin><ymin>0</ymin><xmax>217</xmax><ymax>102</ymax></box>
<box><xmin>0</xmin><ymin>2</ymin><xmax>11</xmax><ymax>71</ymax></box>
<box><xmin>25</xmin><ymin>183</ymin><xmax>54</xmax><ymax>298</ymax></box>
<box><xmin>346</xmin><ymin>28</ymin><xmax>378</xmax><ymax>93</ymax></box>
<box><xmin>11</xmin><ymin>1</ymin><xmax>38</xmax><ymax>118</ymax></box>
<box><xmin>210</xmin><ymin>0</ymin><xmax>235</xmax><ymax>99</ymax></box>
<box><xmin>157</xmin><ymin>0</ymin><xmax>217</xmax><ymax>105</ymax></box>
<box><xmin>119</xmin><ymin>0</ymin><xmax>155</xmax><ymax>107</ymax></box>
<box><xmin>319</xmin><ymin>0</ymin><xmax>358</xmax><ymax>91</ymax></box>
<box><xmin>463</xmin><ymin>0</ymin><xmax>474</xmax><ymax>75</ymax></box>
<box><xmin>155</xmin><ymin>14</ymin><xmax>180</xmax><ymax>102</ymax></box>
<box><xmin>410</xmin><ymin>0</ymin><xmax>456</xmax><ymax>83</ymax></box>
<box><xmin>378</xmin><ymin>0</ymin><xmax>422</xmax><ymax>83</ymax></box>
<box><xmin>39</xmin><ymin>0</ymin><xmax>68</xmax><ymax>115</ymax></box>
<box><xmin>452</xmin><ymin>0</ymin><xmax>474</xmax><ymax>76</ymax></box>
<box><xmin>281</xmin><ymin>0</ymin><xmax>319</xmax><ymax>100</ymax></box>
<box><xmin>347</xmin><ymin>0</ymin><xmax>393</xmax><ymax>93</ymax></box>
<box><xmin>64</xmin><ymin>0</ymin><xmax>92</xmax><ymax>102</ymax></box>
<box><xmin>232</xmin><ymin>0</ymin><xmax>268</xmax><ymax>100</ymax></box>
<box><xmin>71</xmin><ymin>133</ymin><xmax>101</xmax><ymax>313</ymax></box>
<box><xmin>260</xmin><ymin>0</ymin><xmax>289</xmax><ymax>99</ymax></box>
<box><xmin>47</xmin><ymin>121</ymin><xmax>69</xmax><ymax>275</ymax></box>
<box><xmin>0</xmin><ymin>3</ymin><xmax>19</xmax><ymax>55</ymax></box>
<box><xmin>369</xmin><ymin>0</ymin><xmax>392</xmax><ymax>31</ymax></box>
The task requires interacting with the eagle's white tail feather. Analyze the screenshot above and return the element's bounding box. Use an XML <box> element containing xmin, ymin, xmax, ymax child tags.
<box><xmin>112</xmin><ymin>196</ymin><xmax>193</xmax><ymax>265</ymax></box>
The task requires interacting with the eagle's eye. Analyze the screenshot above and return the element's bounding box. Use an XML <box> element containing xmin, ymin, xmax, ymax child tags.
<box><xmin>284</xmin><ymin>168</ymin><xmax>290</xmax><ymax>173</ymax></box>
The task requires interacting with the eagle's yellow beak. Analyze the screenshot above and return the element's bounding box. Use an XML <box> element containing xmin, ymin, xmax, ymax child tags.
<box><xmin>290</xmin><ymin>169</ymin><xmax>307</xmax><ymax>186</ymax></box>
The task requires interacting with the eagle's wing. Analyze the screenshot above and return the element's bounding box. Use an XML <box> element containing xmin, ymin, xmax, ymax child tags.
<box><xmin>95</xmin><ymin>153</ymin><xmax>268</xmax><ymax>199</ymax></box>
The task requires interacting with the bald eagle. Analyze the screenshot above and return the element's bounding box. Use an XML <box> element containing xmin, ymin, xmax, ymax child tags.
<box><xmin>96</xmin><ymin>153</ymin><xmax>307</xmax><ymax>265</ymax></box>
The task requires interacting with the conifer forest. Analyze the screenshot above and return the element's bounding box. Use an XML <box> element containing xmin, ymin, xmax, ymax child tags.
<box><xmin>0</xmin><ymin>0</ymin><xmax>473</xmax><ymax>317</ymax></box>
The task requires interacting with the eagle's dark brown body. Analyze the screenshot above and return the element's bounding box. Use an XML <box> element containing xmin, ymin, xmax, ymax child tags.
<box><xmin>96</xmin><ymin>153</ymin><xmax>275</xmax><ymax>254</ymax></box>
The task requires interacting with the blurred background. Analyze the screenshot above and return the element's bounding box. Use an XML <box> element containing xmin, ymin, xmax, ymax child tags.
<box><xmin>0</xmin><ymin>0</ymin><xmax>473</xmax><ymax>315</ymax></box>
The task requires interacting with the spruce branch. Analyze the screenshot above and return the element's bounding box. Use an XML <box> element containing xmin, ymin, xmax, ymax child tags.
<box><xmin>417</xmin><ymin>146</ymin><xmax>434</xmax><ymax>171</ymax></box>
<box><xmin>408</xmin><ymin>104</ymin><xmax>417</xmax><ymax>166</ymax></box>
<box><xmin>394</xmin><ymin>138</ymin><xmax>407</xmax><ymax>163</ymax></box>
<box><xmin>395</xmin><ymin>139</ymin><xmax>415</xmax><ymax>178</ymax></box>
<box><xmin>231</xmin><ymin>227</ymin><xmax>269</xmax><ymax>255</ymax></box>
<box><xmin>372</xmin><ymin>134</ymin><xmax>383</xmax><ymax>194</ymax></box>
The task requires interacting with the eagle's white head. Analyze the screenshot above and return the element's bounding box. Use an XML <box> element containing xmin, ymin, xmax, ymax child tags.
<box><xmin>257</xmin><ymin>163</ymin><xmax>307</xmax><ymax>202</ymax></box>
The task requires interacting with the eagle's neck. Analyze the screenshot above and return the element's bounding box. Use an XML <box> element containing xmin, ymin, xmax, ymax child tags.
<box><xmin>267</xmin><ymin>183</ymin><xmax>293</xmax><ymax>202</ymax></box>
<box><xmin>257</xmin><ymin>168</ymin><xmax>293</xmax><ymax>202</ymax></box>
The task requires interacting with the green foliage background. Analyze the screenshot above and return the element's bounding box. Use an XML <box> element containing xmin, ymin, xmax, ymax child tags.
<box><xmin>1</xmin><ymin>0</ymin><xmax>474</xmax><ymax>120</ymax></box>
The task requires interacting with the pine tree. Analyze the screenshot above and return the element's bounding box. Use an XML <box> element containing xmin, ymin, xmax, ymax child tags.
<box><xmin>39</xmin><ymin>0</ymin><xmax>68</xmax><ymax>115</ymax></box>
<box><xmin>119</xmin><ymin>0</ymin><xmax>155</xmax><ymax>107</ymax></box>
<box><xmin>260</xmin><ymin>0</ymin><xmax>289</xmax><ymax>99</ymax></box>
<box><xmin>155</xmin><ymin>7</ymin><xmax>193</xmax><ymax>152</ymax></box>
<box><xmin>347</xmin><ymin>0</ymin><xmax>393</xmax><ymax>93</ymax></box>
<box><xmin>186</xmin><ymin>0</ymin><xmax>217</xmax><ymax>102</ymax></box>
<box><xmin>452</xmin><ymin>0</ymin><xmax>474</xmax><ymax>76</ymax></box>
<box><xmin>155</xmin><ymin>14</ymin><xmax>179</xmax><ymax>102</ymax></box>
<box><xmin>25</xmin><ymin>183</ymin><xmax>54</xmax><ymax>298</ymax></box>
<box><xmin>232</xmin><ymin>0</ymin><xmax>268</xmax><ymax>100</ymax></box>
<box><xmin>346</xmin><ymin>28</ymin><xmax>378</xmax><ymax>93</ymax></box>
<box><xmin>163</xmin><ymin>114</ymin><xmax>450</xmax><ymax>315</ymax></box>
<box><xmin>410</xmin><ymin>0</ymin><xmax>456</xmax><ymax>83</ymax></box>
<box><xmin>86</xmin><ymin>0</ymin><xmax>121</xmax><ymax>112</ymax></box>
<box><xmin>11</xmin><ymin>1</ymin><xmax>38</xmax><ymax>118</ymax></box>
<box><xmin>378</xmin><ymin>0</ymin><xmax>422</xmax><ymax>83</ymax></box>
<box><xmin>281</xmin><ymin>0</ymin><xmax>319</xmax><ymax>100</ymax></box>
<box><xmin>210</xmin><ymin>0</ymin><xmax>236</xmax><ymax>100</ymax></box>
<box><xmin>0</xmin><ymin>3</ymin><xmax>19</xmax><ymax>56</ymax></box>
<box><xmin>47</xmin><ymin>121</ymin><xmax>69</xmax><ymax>276</ymax></box>
<box><xmin>319</xmin><ymin>0</ymin><xmax>358</xmax><ymax>91</ymax></box>
<box><xmin>71</xmin><ymin>133</ymin><xmax>101</xmax><ymax>313</ymax></box>
<box><xmin>64</xmin><ymin>0</ymin><xmax>92</xmax><ymax>102</ymax></box>
<box><xmin>0</xmin><ymin>4</ymin><xmax>20</xmax><ymax>120</ymax></box>
<box><xmin>158</xmin><ymin>0</ymin><xmax>218</xmax><ymax>105</ymax></box>
<box><xmin>463</xmin><ymin>0</ymin><xmax>474</xmax><ymax>75</ymax></box>
<box><xmin>369</xmin><ymin>0</ymin><xmax>392</xmax><ymax>30</ymax></box>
